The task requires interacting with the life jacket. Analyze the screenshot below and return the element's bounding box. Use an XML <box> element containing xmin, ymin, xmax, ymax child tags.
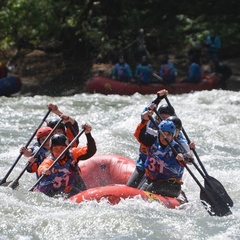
<box><xmin>27</xmin><ymin>145</ymin><xmax>50</xmax><ymax>178</ymax></box>
<box><xmin>115</xmin><ymin>63</ymin><xmax>131</xmax><ymax>80</ymax></box>
<box><xmin>160</xmin><ymin>63</ymin><xmax>176</xmax><ymax>83</ymax></box>
<box><xmin>144</xmin><ymin>139</ymin><xmax>184</xmax><ymax>181</ymax></box>
<box><xmin>135</xmin><ymin>64</ymin><xmax>152</xmax><ymax>84</ymax></box>
<box><xmin>36</xmin><ymin>150</ymin><xmax>80</xmax><ymax>197</ymax></box>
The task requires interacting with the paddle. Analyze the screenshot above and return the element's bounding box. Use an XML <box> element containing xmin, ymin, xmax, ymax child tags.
<box><xmin>8</xmin><ymin>118</ymin><xmax>64</xmax><ymax>190</ymax></box>
<box><xmin>0</xmin><ymin>109</ymin><xmax>51</xmax><ymax>186</ymax></box>
<box><xmin>149</xmin><ymin>115</ymin><xmax>232</xmax><ymax>216</ymax></box>
<box><xmin>164</xmin><ymin>95</ymin><xmax>233</xmax><ymax>208</ymax></box>
<box><xmin>153</xmin><ymin>72</ymin><xmax>164</xmax><ymax>82</ymax></box>
<box><xmin>29</xmin><ymin>128</ymin><xmax>85</xmax><ymax>192</ymax></box>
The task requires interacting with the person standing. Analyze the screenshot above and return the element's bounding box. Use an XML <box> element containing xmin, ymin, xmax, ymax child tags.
<box><xmin>205</xmin><ymin>31</ymin><xmax>221</xmax><ymax>64</ymax></box>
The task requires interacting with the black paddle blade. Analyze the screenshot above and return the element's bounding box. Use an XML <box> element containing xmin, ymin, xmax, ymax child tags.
<box><xmin>0</xmin><ymin>179</ymin><xmax>4</xmax><ymax>186</ymax></box>
<box><xmin>204</xmin><ymin>176</ymin><xmax>233</xmax><ymax>207</ymax></box>
<box><xmin>200</xmin><ymin>186</ymin><xmax>232</xmax><ymax>217</ymax></box>
<box><xmin>8</xmin><ymin>180</ymin><xmax>19</xmax><ymax>190</ymax></box>
<box><xmin>0</xmin><ymin>180</ymin><xmax>12</xmax><ymax>187</ymax></box>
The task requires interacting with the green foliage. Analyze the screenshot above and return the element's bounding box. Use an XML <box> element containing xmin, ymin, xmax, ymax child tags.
<box><xmin>0</xmin><ymin>0</ymin><xmax>240</xmax><ymax>62</ymax></box>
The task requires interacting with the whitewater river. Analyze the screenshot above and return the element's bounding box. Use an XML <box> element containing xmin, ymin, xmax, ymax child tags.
<box><xmin>0</xmin><ymin>90</ymin><xmax>239</xmax><ymax>240</ymax></box>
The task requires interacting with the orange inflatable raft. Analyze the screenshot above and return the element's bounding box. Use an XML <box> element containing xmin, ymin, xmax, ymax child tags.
<box><xmin>85</xmin><ymin>73</ymin><xmax>220</xmax><ymax>95</ymax></box>
<box><xmin>68</xmin><ymin>155</ymin><xmax>185</xmax><ymax>209</ymax></box>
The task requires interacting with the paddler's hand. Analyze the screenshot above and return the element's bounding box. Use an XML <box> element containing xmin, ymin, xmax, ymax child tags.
<box><xmin>42</xmin><ymin>168</ymin><xmax>51</xmax><ymax>176</ymax></box>
<box><xmin>157</xmin><ymin>89</ymin><xmax>168</xmax><ymax>99</ymax></box>
<box><xmin>20</xmin><ymin>146</ymin><xmax>32</xmax><ymax>157</ymax></box>
<box><xmin>189</xmin><ymin>141</ymin><xmax>196</xmax><ymax>150</ymax></box>
<box><xmin>48</xmin><ymin>103</ymin><xmax>59</xmax><ymax>113</ymax></box>
<box><xmin>141</xmin><ymin>104</ymin><xmax>156</xmax><ymax>121</ymax></box>
<box><xmin>82</xmin><ymin>123</ymin><xmax>92</xmax><ymax>134</ymax></box>
<box><xmin>176</xmin><ymin>153</ymin><xmax>184</xmax><ymax>162</ymax></box>
<box><xmin>59</xmin><ymin>113</ymin><xmax>74</xmax><ymax>125</ymax></box>
<box><xmin>183</xmin><ymin>152</ymin><xmax>194</xmax><ymax>163</ymax></box>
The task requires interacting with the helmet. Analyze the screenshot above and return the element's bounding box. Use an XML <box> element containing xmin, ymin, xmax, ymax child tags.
<box><xmin>159</xmin><ymin>120</ymin><xmax>176</xmax><ymax>134</ymax></box>
<box><xmin>158</xmin><ymin>104</ymin><xmax>175</xmax><ymax>116</ymax></box>
<box><xmin>166</xmin><ymin>116</ymin><xmax>182</xmax><ymax>130</ymax></box>
<box><xmin>36</xmin><ymin>126</ymin><xmax>52</xmax><ymax>139</ymax></box>
<box><xmin>47</xmin><ymin>119</ymin><xmax>65</xmax><ymax>132</ymax></box>
<box><xmin>50</xmin><ymin>134</ymin><xmax>69</xmax><ymax>148</ymax></box>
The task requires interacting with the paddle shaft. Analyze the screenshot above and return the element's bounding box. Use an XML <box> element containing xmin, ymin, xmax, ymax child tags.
<box><xmin>164</xmin><ymin>96</ymin><xmax>234</xmax><ymax>192</ymax></box>
<box><xmin>29</xmin><ymin>128</ymin><xmax>85</xmax><ymax>192</ymax></box>
<box><xmin>0</xmin><ymin>109</ymin><xmax>51</xmax><ymax>186</ymax></box>
<box><xmin>163</xmin><ymin>95</ymin><xmax>233</xmax><ymax>212</ymax></box>
<box><xmin>164</xmin><ymin>96</ymin><xmax>212</xmax><ymax>175</ymax></box>
<box><xmin>9</xmin><ymin>118</ymin><xmax>63</xmax><ymax>189</ymax></box>
<box><xmin>153</xmin><ymin>108</ymin><xmax>216</xmax><ymax>187</ymax></box>
<box><xmin>153</xmin><ymin>108</ymin><xmax>214</xmax><ymax>185</ymax></box>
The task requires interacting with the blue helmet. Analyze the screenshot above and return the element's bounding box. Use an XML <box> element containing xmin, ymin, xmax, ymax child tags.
<box><xmin>159</xmin><ymin>120</ymin><xmax>176</xmax><ymax>134</ymax></box>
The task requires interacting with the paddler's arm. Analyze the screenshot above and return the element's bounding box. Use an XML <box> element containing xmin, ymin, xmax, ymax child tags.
<box><xmin>134</xmin><ymin>110</ymin><xmax>156</xmax><ymax>146</ymax></box>
<box><xmin>37</xmin><ymin>159</ymin><xmax>53</xmax><ymax>176</ymax></box>
<box><xmin>73</xmin><ymin>123</ymin><xmax>97</xmax><ymax>161</ymax></box>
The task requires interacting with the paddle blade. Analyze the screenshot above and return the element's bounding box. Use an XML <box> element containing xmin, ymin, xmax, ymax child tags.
<box><xmin>8</xmin><ymin>180</ymin><xmax>19</xmax><ymax>190</ymax></box>
<box><xmin>0</xmin><ymin>180</ymin><xmax>12</xmax><ymax>187</ymax></box>
<box><xmin>200</xmin><ymin>186</ymin><xmax>232</xmax><ymax>217</ymax></box>
<box><xmin>0</xmin><ymin>178</ymin><xmax>6</xmax><ymax>186</ymax></box>
<box><xmin>204</xmin><ymin>176</ymin><xmax>233</xmax><ymax>207</ymax></box>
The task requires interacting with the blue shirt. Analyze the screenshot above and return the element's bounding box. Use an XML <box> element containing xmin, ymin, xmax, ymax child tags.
<box><xmin>112</xmin><ymin>63</ymin><xmax>133</xmax><ymax>80</ymax></box>
<box><xmin>135</xmin><ymin>64</ymin><xmax>153</xmax><ymax>84</ymax></box>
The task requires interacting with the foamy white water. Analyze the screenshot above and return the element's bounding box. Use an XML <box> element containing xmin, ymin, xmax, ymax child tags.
<box><xmin>0</xmin><ymin>89</ymin><xmax>240</xmax><ymax>240</ymax></box>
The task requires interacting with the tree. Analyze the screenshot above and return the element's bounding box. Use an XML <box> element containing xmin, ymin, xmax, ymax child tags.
<box><xmin>0</xmin><ymin>0</ymin><xmax>240</xmax><ymax>84</ymax></box>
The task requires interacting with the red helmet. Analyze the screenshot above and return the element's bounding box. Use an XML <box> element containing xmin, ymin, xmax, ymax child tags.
<box><xmin>36</xmin><ymin>126</ymin><xmax>52</xmax><ymax>139</ymax></box>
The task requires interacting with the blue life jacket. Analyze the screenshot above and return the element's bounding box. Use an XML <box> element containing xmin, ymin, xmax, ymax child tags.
<box><xmin>159</xmin><ymin>63</ymin><xmax>176</xmax><ymax>83</ymax></box>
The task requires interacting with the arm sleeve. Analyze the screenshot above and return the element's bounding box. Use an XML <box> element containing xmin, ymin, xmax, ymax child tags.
<box><xmin>73</xmin><ymin>133</ymin><xmax>97</xmax><ymax>161</ymax></box>
<box><xmin>65</xmin><ymin>120</ymin><xmax>79</xmax><ymax>147</ymax></box>
<box><xmin>134</xmin><ymin>120</ymin><xmax>156</xmax><ymax>146</ymax></box>
<box><xmin>26</xmin><ymin>162</ymin><xmax>38</xmax><ymax>173</ymax></box>
<box><xmin>37</xmin><ymin>159</ymin><xmax>53</xmax><ymax>177</ymax></box>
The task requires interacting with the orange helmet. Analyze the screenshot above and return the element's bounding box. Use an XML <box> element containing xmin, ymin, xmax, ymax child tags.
<box><xmin>36</xmin><ymin>126</ymin><xmax>52</xmax><ymax>139</ymax></box>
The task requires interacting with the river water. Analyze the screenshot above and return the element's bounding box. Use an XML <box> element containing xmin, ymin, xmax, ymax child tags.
<box><xmin>0</xmin><ymin>90</ymin><xmax>240</xmax><ymax>240</ymax></box>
